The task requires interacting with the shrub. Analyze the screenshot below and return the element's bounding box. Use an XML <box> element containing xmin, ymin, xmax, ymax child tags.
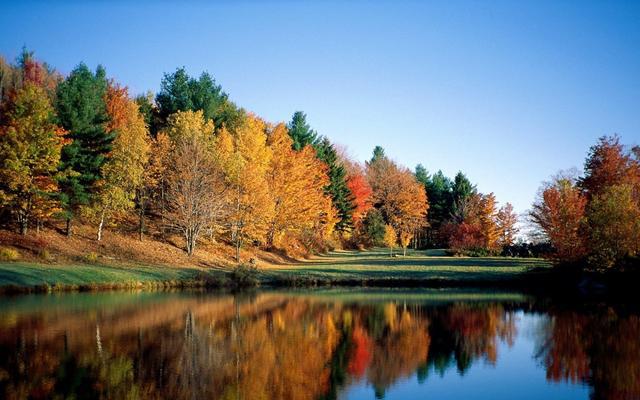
<box><xmin>230</xmin><ymin>261</ymin><xmax>260</xmax><ymax>288</ymax></box>
<box><xmin>85</xmin><ymin>252</ymin><xmax>99</xmax><ymax>263</ymax></box>
<box><xmin>0</xmin><ymin>247</ymin><xmax>20</xmax><ymax>261</ymax></box>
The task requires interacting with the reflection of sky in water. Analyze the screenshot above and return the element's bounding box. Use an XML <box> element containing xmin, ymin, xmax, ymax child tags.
<box><xmin>340</xmin><ymin>312</ymin><xmax>590</xmax><ymax>400</ymax></box>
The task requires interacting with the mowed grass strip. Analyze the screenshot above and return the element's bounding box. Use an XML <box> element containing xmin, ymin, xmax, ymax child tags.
<box><xmin>266</xmin><ymin>248</ymin><xmax>551</xmax><ymax>282</ymax></box>
<box><xmin>0</xmin><ymin>262</ymin><xmax>201</xmax><ymax>287</ymax></box>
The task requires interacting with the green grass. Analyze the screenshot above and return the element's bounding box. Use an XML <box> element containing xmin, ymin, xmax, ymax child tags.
<box><xmin>265</xmin><ymin>248</ymin><xmax>551</xmax><ymax>283</ymax></box>
<box><xmin>0</xmin><ymin>248</ymin><xmax>552</xmax><ymax>291</ymax></box>
<box><xmin>0</xmin><ymin>262</ymin><xmax>205</xmax><ymax>288</ymax></box>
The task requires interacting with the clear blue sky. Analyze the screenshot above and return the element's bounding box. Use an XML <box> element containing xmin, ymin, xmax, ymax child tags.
<box><xmin>2</xmin><ymin>0</ymin><xmax>639</xmax><ymax>215</ymax></box>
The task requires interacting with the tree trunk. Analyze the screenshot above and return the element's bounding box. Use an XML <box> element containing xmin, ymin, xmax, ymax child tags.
<box><xmin>235</xmin><ymin>238</ymin><xmax>241</xmax><ymax>263</ymax></box>
<box><xmin>66</xmin><ymin>218</ymin><xmax>72</xmax><ymax>237</ymax></box>
<box><xmin>18</xmin><ymin>213</ymin><xmax>28</xmax><ymax>235</ymax></box>
<box><xmin>97</xmin><ymin>212</ymin><xmax>105</xmax><ymax>241</ymax></box>
<box><xmin>138</xmin><ymin>208</ymin><xmax>145</xmax><ymax>241</ymax></box>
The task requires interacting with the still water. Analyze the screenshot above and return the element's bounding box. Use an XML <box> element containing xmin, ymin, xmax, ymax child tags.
<box><xmin>0</xmin><ymin>289</ymin><xmax>637</xmax><ymax>400</ymax></box>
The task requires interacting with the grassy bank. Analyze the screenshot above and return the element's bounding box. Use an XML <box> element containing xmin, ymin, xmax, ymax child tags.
<box><xmin>0</xmin><ymin>248</ymin><xmax>552</xmax><ymax>293</ymax></box>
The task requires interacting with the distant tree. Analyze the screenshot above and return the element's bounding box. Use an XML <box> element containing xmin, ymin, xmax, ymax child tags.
<box><xmin>414</xmin><ymin>164</ymin><xmax>429</xmax><ymax>186</ymax></box>
<box><xmin>56</xmin><ymin>63</ymin><xmax>113</xmax><ymax>236</ymax></box>
<box><xmin>530</xmin><ymin>177</ymin><xmax>587</xmax><ymax>263</ymax></box>
<box><xmin>580</xmin><ymin>135</ymin><xmax>639</xmax><ymax>198</ymax></box>
<box><xmin>424</xmin><ymin>170</ymin><xmax>453</xmax><ymax>246</ymax></box>
<box><xmin>314</xmin><ymin>137</ymin><xmax>355</xmax><ymax>231</ymax></box>
<box><xmin>586</xmin><ymin>184</ymin><xmax>640</xmax><ymax>268</ymax></box>
<box><xmin>0</xmin><ymin>82</ymin><xmax>66</xmax><ymax>234</ymax></box>
<box><xmin>346</xmin><ymin>171</ymin><xmax>372</xmax><ymax>226</ymax></box>
<box><xmin>136</xmin><ymin>132</ymin><xmax>170</xmax><ymax>240</ymax></box>
<box><xmin>363</xmin><ymin>208</ymin><xmax>386</xmax><ymax>246</ymax></box>
<box><xmin>399</xmin><ymin>231</ymin><xmax>412</xmax><ymax>257</ymax></box>
<box><xmin>384</xmin><ymin>224</ymin><xmax>397</xmax><ymax>256</ymax></box>
<box><xmin>286</xmin><ymin>111</ymin><xmax>318</xmax><ymax>151</ymax></box>
<box><xmin>496</xmin><ymin>203</ymin><xmax>518</xmax><ymax>247</ymax></box>
<box><xmin>156</xmin><ymin>68</ymin><xmax>242</xmax><ymax>133</ymax></box>
<box><xmin>85</xmin><ymin>85</ymin><xmax>150</xmax><ymax>241</ymax></box>
<box><xmin>479</xmin><ymin>193</ymin><xmax>499</xmax><ymax>250</ymax></box>
<box><xmin>370</xmin><ymin>146</ymin><xmax>386</xmax><ymax>164</ymax></box>
<box><xmin>451</xmin><ymin>172</ymin><xmax>476</xmax><ymax>219</ymax></box>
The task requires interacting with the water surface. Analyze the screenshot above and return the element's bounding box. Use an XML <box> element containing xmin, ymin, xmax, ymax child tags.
<box><xmin>0</xmin><ymin>289</ymin><xmax>637</xmax><ymax>399</ymax></box>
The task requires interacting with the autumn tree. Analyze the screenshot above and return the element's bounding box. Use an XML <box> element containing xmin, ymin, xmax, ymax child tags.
<box><xmin>84</xmin><ymin>85</ymin><xmax>150</xmax><ymax>241</ymax></box>
<box><xmin>496</xmin><ymin>203</ymin><xmax>518</xmax><ymax>247</ymax></box>
<box><xmin>265</xmin><ymin>123</ymin><xmax>331</xmax><ymax>250</ymax></box>
<box><xmin>362</xmin><ymin>208</ymin><xmax>385</xmax><ymax>246</ymax></box>
<box><xmin>163</xmin><ymin>110</ymin><xmax>225</xmax><ymax>255</ymax></box>
<box><xmin>479</xmin><ymin>193</ymin><xmax>499</xmax><ymax>250</ymax></box>
<box><xmin>367</xmin><ymin>148</ymin><xmax>428</xmax><ymax>240</ymax></box>
<box><xmin>217</xmin><ymin>114</ymin><xmax>274</xmax><ymax>261</ymax></box>
<box><xmin>530</xmin><ymin>176</ymin><xmax>587</xmax><ymax>263</ymax></box>
<box><xmin>586</xmin><ymin>184</ymin><xmax>640</xmax><ymax>268</ymax></box>
<box><xmin>56</xmin><ymin>63</ymin><xmax>113</xmax><ymax>236</ymax></box>
<box><xmin>0</xmin><ymin>82</ymin><xmax>66</xmax><ymax>234</ymax></box>
<box><xmin>384</xmin><ymin>224</ymin><xmax>397</xmax><ymax>256</ymax></box>
<box><xmin>346</xmin><ymin>170</ymin><xmax>372</xmax><ymax>226</ymax></box>
<box><xmin>399</xmin><ymin>231</ymin><xmax>412</xmax><ymax>257</ymax></box>
<box><xmin>580</xmin><ymin>135</ymin><xmax>639</xmax><ymax>198</ymax></box>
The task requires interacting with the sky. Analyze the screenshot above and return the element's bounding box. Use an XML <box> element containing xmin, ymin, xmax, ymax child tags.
<box><xmin>1</xmin><ymin>0</ymin><xmax>639</xmax><ymax>216</ymax></box>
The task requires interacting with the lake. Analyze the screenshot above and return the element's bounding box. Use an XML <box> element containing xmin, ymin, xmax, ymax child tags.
<box><xmin>0</xmin><ymin>289</ymin><xmax>637</xmax><ymax>400</ymax></box>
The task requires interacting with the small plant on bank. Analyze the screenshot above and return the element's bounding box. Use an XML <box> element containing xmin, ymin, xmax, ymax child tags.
<box><xmin>0</xmin><ymin>247</ymin><xmax>20</xmax><ymax>261</ymax></box>
<box><xmin>85</xmin><ymin>252</ymin><xmax>99</xmax><ymax>263</ymax></box>
<box><xmin>230</xmin><ymin>259</ymin><xmax>260</xmax><ymax>288</ymax></box>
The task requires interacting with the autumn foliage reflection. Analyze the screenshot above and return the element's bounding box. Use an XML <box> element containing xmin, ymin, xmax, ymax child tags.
<box><xmin>1</xmin><ymin>294</ymin><xmax>638</xmax><ymax>399</ymax></box>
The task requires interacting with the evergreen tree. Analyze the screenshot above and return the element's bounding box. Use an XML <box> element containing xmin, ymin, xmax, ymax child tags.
<box><xmin>314</xmin><ymin>137</ymin><xmax>354</xmax><ymax>231</ymax></box>
<box><xmin>56</xmin><ymin>63</ymin><xmax>112</xmax><ymax>235</ymax></box>
<box><xmin>414</xmin><ymin>164</ymin><xmax>429</xmax><ymax>186</ymax></box>
<box><xmin>286</xmin><ymin>111</ymin><xmax>318</xmax><ymax>150</ymax></box>
<box><xmin>370</xmin><ymin>145</ymin><xmax>386</xmax><ymax>164</ymax></box>
<box><xmin>155</xmin><ymin>68</ymin><xmax>241</xmax><ymax>133</ymax></box>
<box><xmin>451</xmin><ymin>171</ymin><xmax>476</xmax><ymax>218</ymax></box>
<box><xmin>363</xmin><ymin>208</ymin><xmax>385</xmax><ymax>246</ymax></box>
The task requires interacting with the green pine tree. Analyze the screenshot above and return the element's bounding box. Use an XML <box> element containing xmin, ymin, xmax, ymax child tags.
<box><xmin>56</xmin><ymin>63</ymin><xmax>113</xmax><ymax>236</ymax></box>
<box><xmin>287</xmin><ymin>111</ymin><xmax>318</xmax><ymax>151</ymax></box>
<box><xmin>314</xmin><ymin>137</ymin><xmax>354</xmax><ymax>231</ymax></box>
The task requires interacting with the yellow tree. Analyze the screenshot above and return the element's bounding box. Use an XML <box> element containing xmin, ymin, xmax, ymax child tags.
<box><xmin>399</xmin><ymin>231</ymin><xmax>412</xmax><ymax>257</ymax></box>
<box><xmin>479</xmin><ymin>193</ymin><xmax>500</xmax><ymax>250</ymax></box>
<box><xmin>0</xmin><ymin>82</ymin><xmax>67</xmax><ymax>234</ymax></box>
<box><xmin>163</xmin><ymin>110</ymin><xmax>225</xmax><ymax>255</ymax></box>
<box><xmin>266</xmin><ymin>123</ymin><xmax>331</xmax><ymax>250</ymax></box>
<box><xmin>217</xmin><ymin>114</ymin><xmax>274</xmax><ymax>262</ymax></box>
<box><xmin>384</xmin><ymin>224</ymin><xmax>397</xmax><ymax>256</ymax></box>
<box><xmin>496</xmin><ymin>202</ymin><xmax>518</xmax><ymax>247</ymax></box>
<box><xmin>85</xmin><ymin>85</ymin><xmax>150</xmax><ymax>241</ymax></box>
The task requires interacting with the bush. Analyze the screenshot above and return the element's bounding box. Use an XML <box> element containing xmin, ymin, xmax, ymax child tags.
<box><xmin>0</xmin><ymin>247</ymin><xmax>20</xmax><ymax>261</ymax></box>
<box><xmin>85</xmin><ymin>252</ymin><xmax>99</xmax><ymax>263</ymax></box>
<box><xmin>230</xmin><ymin>260</ymin><xmax>260</xmax><ymax>288</ymax></box>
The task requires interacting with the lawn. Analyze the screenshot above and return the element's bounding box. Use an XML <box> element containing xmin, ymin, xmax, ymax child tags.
<box><xmin>264</xmin><ymin>248</ymin><xmax>551</xmax><ymax>283</ymax></box>
<box><xmin>0</xmin><ymin>248</ymin><xmax>552</xmax><ymax>290</ymax></box>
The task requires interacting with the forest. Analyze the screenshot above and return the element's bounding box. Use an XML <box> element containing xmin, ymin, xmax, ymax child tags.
<box><xmin>0</xmin><ymin>49</ymin><xmax>638</xmax><ymax>272</ymax></box>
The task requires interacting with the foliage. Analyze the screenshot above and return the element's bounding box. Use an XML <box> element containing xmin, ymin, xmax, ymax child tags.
<box><xmin>362</xmin><ymin>208</ymin><xmax>386</xmax><ymax>246</ymax></box>
<box><xmin>383</xmin><ymin>224</ymin><xmax>397</xmax><ymax>255</ymax></box>
<box><xmin>155</xmin><ymin>67</ymin><xmax>242</xmax><ymax>132</ymax></box>
<box><xmin>163</xmin><ymin>110</ymin><xmax>225</xmax><ymax>255</ymax></box>
<box><xmin>0</xmin><ymin>247</ymin><xmax>20</xmax><ymax>261</ymax></box>
<box><xmin>217</xmin><ymin>114</ymin><xmax>274</xmax><ymax>261</ymax></box>
<box><xmin>0</xmin><ymin>82</ymin><xmax>66</xmax><ymax>234</ymax></box>
<box><xmin>84</xmin><ymin>84</ymin><xmax>150</xmax><ymax>240</ymax></box>
<box><xmin>287</xmin><ymin>111</ymin><xmax>318</xmax><ymax>151</ymax></box>
<box><xmin>55</xmin><ymin>63</ymin><xmax>112</xmax><ymax>234</ymax></box>
<box><xmin>266</xmin><ymin>123</ymin><xmax>332</xmax><ymax>251</ymax></box>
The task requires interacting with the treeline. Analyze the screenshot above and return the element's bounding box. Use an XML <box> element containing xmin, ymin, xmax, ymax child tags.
<box><xmin>0</xmin><ymin>50</ymin><xmax>518</xmax><ymax>259</ymax></box>
<box><xmin>530</xmin><ymin>135</ymin><xmax>640</xmax><ymax>270</ymax></box>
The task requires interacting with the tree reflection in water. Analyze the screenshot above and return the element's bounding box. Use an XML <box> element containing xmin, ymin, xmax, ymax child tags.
<box><xmin>0</xmin><ymin>292</ymin><xmax>638</xmax><ymax>400</ymax></box>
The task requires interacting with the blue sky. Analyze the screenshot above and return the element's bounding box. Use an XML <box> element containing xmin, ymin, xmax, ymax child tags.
<box><xmin>1</xmin><ymin>0</ymin><xmax>639</xmax><ymax>215</ymax></box>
